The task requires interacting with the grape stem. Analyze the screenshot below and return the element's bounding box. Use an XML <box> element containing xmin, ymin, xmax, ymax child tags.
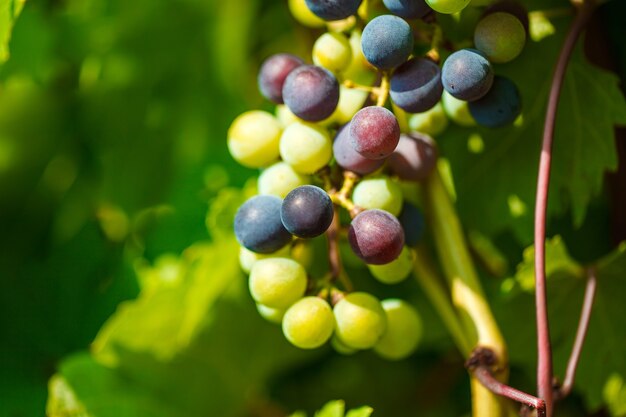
<box><xmin>375</xmin><ymin>72</ymin><xmax>390</xmax><ymax>107</ymax></box>
<box><xmin>325</xmin><ymin>202</ymin><xmax>354</xmax><ymax>292</ymax></box>
<box><xmin>534</xmin><ymin>1</ymin><xmax>596</xmax><ymax>414</ymax></box>
<box><xmin>330</xmin><ymin>170</ymin><xmax>363</xmax><ymax>217</ymax></box>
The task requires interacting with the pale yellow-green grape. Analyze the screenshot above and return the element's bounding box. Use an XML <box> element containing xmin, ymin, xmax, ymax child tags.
<box><xmin>227</xmin><ymin>111</ymin><xmax>282</xmax><ymax>168</ymax></box>
<box><xmin>282</xmin><ymin>296</ymin><xmax>335</xmax><ymax>349</ymax></box>
<box><xmin>409</xmin><ymin>102</ymin><xmax>449</xmax><ymax>137</ymax></box>
<box><xmin>257</xmin><ymin>303</ymin><xmax>286</xmax><ymax>324</ymax></box>
<box><xmin>238</xmin><ymin>245</ymin><xmax>291</xmax><ymax>274</ymax></box>
<box><xmin>343</xmin><ymin>29</ymin><xmax>377</xmax><ymax>86</ymax></box>
<box><xmin>352</xmin><ymin>176</ymin><xmax>404</xmax><ymax>216</ymax></box>
<box><xmin>258</xmin><ymin>161</ymin><xmax>309</xmax><ymax>199</ymax></box>
<box><xmin>474</xmin><ymin>12</ymin><xmax>526</xmax><ymax>64</ymax></box>
<box><xmin>313</xmin><ymin>32</ymin><xmax>353</xmax><ymax>73</ymax></box>
<box><xmin>280</xmin><ymin>122</ymin><xmax>332</xmax><ymax>174</ymax></box>
<box><xmin>290</xmin><ymin>241</ymin><xmax>314</xmax><ymax>270</ymax></box>
<box><xmin>288</xmin><ymin>0</ymin><xmax>325</xmax><ymax>28</ymax></box>
<box><xmin>426</xmin><ymin>0</ymin><xmax>470</xmax><ymax>14</ymax></box>
<box><xmin>332</xmin><ymin>85</ymin><xmax>370</xmax><ymax>125</ymax></box>
<box><xmin>333</xmin><ymin>292</ymin><xmax>387</xmax><ymax>349</ymax></box>
<box><xmin>442</xmin><ymin>91</ymin><xmax>476</xmax><ymax>127</ymax></box>
<box><xmin>331</xmin><ymin>335</ymin><xmax>357</xmax><ymax>355</ymax></box>
<box><xmin>374</xmin><ymin>299</ymin><xmax>422</xmax><ymax>360</ymax></box>
<box><xmin>368</xmin><ymin>246</ymin><xmax>413</xmax><ymax>284</ymax></box>
<box><xmin>249</xmin><ymin>257</ymin><xmax>307</xmax><ymax>309</ymax></box>
<box><xmin>275</xmin><ymin>104</ymin><xmax>302</xmax><ymax>127</ymax></box>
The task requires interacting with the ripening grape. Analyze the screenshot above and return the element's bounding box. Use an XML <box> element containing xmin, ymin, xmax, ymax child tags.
<box><xmin>398</xmin><ymin>202</ymin><xmax>425</xmax><ymax>246</ymax></box>
<box><xmin>383</xmin><ymin>0</ymin><xmax>432</xmax><ymax>19</ymax></box>
<box><xmin>305</xmin><ymin>0</ymin><xmax>363</xmax><ymax>21</ymax></box>
<box><xmin>227</xmin><ymin>111</ymin><xmax>282</xmax><ymax>168</ymax></box>
<box><xmin>258</xmin><ymin>161</ymin><xmax>309</xmax><ymax>199</ymax></box>
<box><xmin>282</xmin><ymin>296</ymin><xmax>335</xmax><ymax>349</ymax></box>
<box><xmin>388</xmin><ymin>133</ymin><xmax>438</xmax><ymax>182</ymax></box>
<box><xmin>352</xmin><ymin>176</ymin><xmax>404</xmax><ymax>216</ymax></box>
<box><xmin>257</xmin><ymin>303</ymin><xmax>286</xmax><ymax>324</ymax></box>
<box><xmin>280</xmin><ymin>122</ymin><xmax>332</xmax><ymax>174</ymax></box>
<box><xmin>350</xmin><ymin>106</ymin><xmax>400</xmax><ymax>160</ymax></box>
<box><xmin>368</xmin><ymin>246</ymin><xmax>413</xmax><ymax>284</ymax></box>
<box><xmin>468</xmin><ymin>76</ymin><xmax>521</xmax><ymax>128</ymax></box>
<box><xmin>313</xmin><ymin>32</ymin><xmax>353</xmax><ymax>73</ymax></box>
<box><xmin>374</xmin><ymin>299</ymin><xmax>422</xmax><ymax>360</ymax></box>
<box><xmin>442</xmin><ymin>49</ymin><xmax>494</xmax><ymax>101</ymax></box>
<box><xmin>234</xmin><ymin>195</ymin><xmax>292</xmax><ymax>254</ymax></box>
<box><xmin>283</xmin><ymin>65</ymin><xmax>340</xmax><ymax>122</ymax></box>
<box><xmin>249</xmin><ymin>257</ymin><xmax>307</xmax><ymax>309</ymax></box>
<box><xmin>408</xmin><ymin>102</ymin><xmax>449</xmax><ymax>136</ymax></box>
<box><xmin>361</xmin><ymin>15</ymin><xmax>414</xmax><ymax>70</ymax></box>
<box><xmin>288</xmin><ymin>0</ymin><xmax>326</xmax><ymax>28</ymax></box>
<box><xmin>390</xmin><ymin>58</ymin><xmax>443</xmax><ymax>113</ymax></box>
<box><xmin>239</xmin><ymin>245</ymin><xmax>291</xmax><ymax>274</ymax></box>
<box><xmin>442</xmin><ymin>90</ymin><xmax>476</xmax><ymax>126</ymax></box>
<box><xmin>281</xmin><ymin>185</ymin><xmax>334</xmax><ymax>238</ymax></box>
<box><xmin>474</xmin><ymin>12</ymin><xmax>526</xmax><ymax>64</ymax></box>
<box><xmin>333</xmin><ymin>123</ymin><xmax>385</xmax><ymax>175</ymax></box>
<box><xmin>333</xmin><ymin>292</ymin><xmax>387</xmax><ymax>349</ymax></box>
<box><xmin>348</xmin><ymin>209</ymin><xmax>405</xmax><ymax>265</ymax></box>
<box><xmin>425</xmin><ymin>0</ymin><xmax>470</xmax><ymax>14</ymax></box>
<box><xmin>258</xmin><ymin>54</ymin><xmax>303</xmax><ymax>104</ymax></box>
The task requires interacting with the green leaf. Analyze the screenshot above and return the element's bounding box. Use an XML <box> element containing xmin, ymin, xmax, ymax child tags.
<box><xmin>0</xmin><ymin>0</ymin><xmax>26</xmax><ymax>63</ymax></box>
<box><xmin>345</xmin><ymin>405</ymin><xmax>374</xmax><ymax>417</ymax></box>
<box><xmin>316</xmin><ymin>400</ymin><xmax>345</xmax><ymax>417</ymax></box>
<box><xmin>440</xmin><ymin>18</ymin><xmax>626</xmax><ymax>243</ymax></box>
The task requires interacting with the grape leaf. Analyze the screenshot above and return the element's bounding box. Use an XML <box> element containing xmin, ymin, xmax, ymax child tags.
<box><xmin>439</xmin><ymin>17</ymin><xmax>626</xmax><ymax>244</ymax></box>
<box><xmin>497</xmin><ymin>239</ymin><xmax>626</xmax><ymax>413</ymax></box>
<box><xmin>0</xmin><ymin>0</ymin><xmax>25</xmax><ymax>63</ymax></box>
<box><xmin>288</xmin><ymin>400</ymin><xmax>374</xmax><ymax>417</ymax></box>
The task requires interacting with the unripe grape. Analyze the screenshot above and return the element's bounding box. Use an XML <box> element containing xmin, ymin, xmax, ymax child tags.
<box><xmin>249</xmin><ymin>258</ymin><xmax>307</xmax><ymax>309</ymax></box>
<box><xmin>227</xmin><ymin>111</ymin><xmax>282</xmax><ymax>168</ymax></box>
<box><xmin>283</xmin><ymin>296</ymin><xmax>335</xmax><ymax>349</ymax></box>
<box><xmin>333</xmin><ymin>292</ymin><xmax>387</xmax><ymax>349</ymax></box>
<box><xmin>474</xmin><ymin>12</ymin><xmax>526</xmax><ymax>64</ymax></box>
<box><xmin>408</xmin><ymin>102</ymin><xmax>449</xmax><ymax>136</ymax></box>
<box><xmin>289</xmin><ymin>0</ymin><xmax>326</xmax><ymax>28</ymax></box>
<box><xmin>368</xmin><ymin>246</ymin><xmax>413</xmax><ymax>284</ymax></box>
<box><xmin>313</xmin><ymin>32</ymin><xmax>353</xmax><ymax>73</ymax></box>
<box><xmin>426</xmin><ymin>0</ymin><xmax>470</xmax><ymax>14</ymax></box>
<box><xmin>280</xmin><ymin>122</ymin><xmax>332</xmax><ymax>174</ymax></box>
<box><xmin>258</xmin><ymin>161</ymin><xmax>309</xmax><ymax>199</ymax></box>
<box><xmin>239</xmin><ymin>245</ymin><xmax>291</xmax><ymax>274</ymax></box>
<box><xmin>442</xmin><ymin>91</ymin><xmax>476</xmax><ymax>127</ymax></box>
<box><xmin>352</xmin><ymin>176</ymin><xmax>404</xmax><ymax>216</ymax></box>
<box><xmin>257</xmin><ymin>303</ymin><xmax>286</xmax><ymax>324</ymax></box>
<box><xmin>374</xmin><ymin>299</ymin><xmax>422</xmax><ymax>360</ymax></box>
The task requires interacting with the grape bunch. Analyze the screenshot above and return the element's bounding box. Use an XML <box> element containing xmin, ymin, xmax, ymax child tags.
<box><xmin>228</xmin><ymin>0</ymin><xmax>527</xmax><ymax>359</ymax></box>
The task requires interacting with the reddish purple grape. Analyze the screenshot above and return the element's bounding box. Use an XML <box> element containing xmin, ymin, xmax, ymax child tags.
<box><xmin>282</xmin><ymin>65</ymin><xmax>340</xmax><ymax>122</ymax></box>
<box><xmin>349</xmin><ymin>106</ymin><xmax>400</xmax><ymax>160</ymax></box>
<box><xmin>258</xmin><ymin>53</ymin><xmax>304</xmax><ymax>104</ymax></box>
<box><xmin>333</xmin><ymin>124</ymin><xmax>385</xmax><ymax>175</ymax></box>
<box><xmin>388</xmin><ymin>132</ymin><xmax>438</xmax><ymax>182</ymax></box>
<box><xmin>348</xmin><ymin>209</ymin><xmax>405</xmax><ymax>265</ymax></box>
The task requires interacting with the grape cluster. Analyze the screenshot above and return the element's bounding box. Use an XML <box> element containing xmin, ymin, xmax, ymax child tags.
<box><xmin>228</xmin><ymin>0</ymin><xmax>527</xmax><ymax>359</ymax></box>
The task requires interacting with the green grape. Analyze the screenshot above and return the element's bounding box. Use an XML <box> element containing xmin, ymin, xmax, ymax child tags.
<box><xmin>258</xmin><ymin>161</ymin><xmax>309</xmax><ymax>198</ymax></box>
<box><xmin>426</xmin><ymin>0</ymin><xmax>470</xmax><ymax>14</ymax></box>
<box><xmin>290</xmin><ymin>241</ymin><xmax>315</xmax><ymax>271</ymax></box>
<box><xmin>408</xmin><ymin>102</ymin><xmax>449</xmax><ymax>137</ymax></box>
<box><xmin>374</xmin><ymin>299</ymin><xmax>422</xmax><ymax>360</ymax></box>
<box><xmin>331</xmin><ymin>335</ymin><xmax>357</xmax><ymax>355</ymax></box>
<box><xmin>333</xmin><ymin>292</ymin><xmax>387</xmax><ymax>349</ymax></box>
<box><xmin>282</xmin><ymin>296</ymin><xmax>334</xmax><ymax>349</ymax></box>
<box><xmin>332</xmin><ymin>85</ymin><xmax>370</xmax><ymax>125</ymax></box>
<box><xmin>280</xmin><ymin>122</ymin><xmax>332</xmax><ymax>174</ymax></box>
<box><xmin>249</xmin><ymin>257</ymin><xmax>307</xmax><ymax>309</ymax></box>
<box><xmin>368</xmin><ymin>246</ymin><xmax>413</xmax><ymax>284</ymax></box>
<box><xmin>227</xmin><ymin>111</ymin><xmax>282</xmax><ymax>168</ymax></box>
<box><xmin>442</xmin><ymin>91</ymin><xmax>476</xmax><ymax>127</ymax></box>
<box><xmin>313</xmin><ymin>32</ymin><xmax>353</xmax><ymax>73</ymax></box>
<box><xmin>275</xmin><ymin>104</ymin><xmax>302</xmax><ymax>127</ymax></box>
<box><xmin>352</xmin><ymin>176</ymin><xmax>403</xmax><ymax>216</ymax></box>
<box><xmin>257</xmin><ymin>303</ymin><xmax>286</xmax><ymax>324</ymax></box>
<box><xmin>474</xmin><ymin>12</ymin><xmax>526</xmax><ymax>64</ymax></box>
<box><xmin>239</xmin><ymin>245</ymin><xmax>291</xmax><ymax>274</ymax></box>
<box><xmin>343</xmin><ymin>29</ymin><xmax>377</xmax><ymax>86</ymax></box>
<box><xmin>288</xmin><ymin>0</ymin><xmax>325</xmax><ymax>28</ymax></box>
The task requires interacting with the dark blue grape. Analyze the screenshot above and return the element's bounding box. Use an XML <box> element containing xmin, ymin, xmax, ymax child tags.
<box><xmin>398</xmin><ymin>202</ymin><xmax>425</xmax><ymax>246</ymax></box>
<box><xmin>350</xmin><ymin>106</ymin><xmax>400</xmax><ymax>159</ymax></box>
<box><xmin>383</xmin><ymin>0</ymin><xmax>432</xmax><ymax>19</ymax></box>
<box><xmin>258</xmin><ymin>53</ymin><xmax>303</xmax><ymax>104</ymax></box>
<box><xmin>388</xmin><ymin>132</ymin><xmax>437</xmax><ymax>181</ymax></box>
<box><xmin>305</xmin><ymin>0</ymin><xmax>363</xmax><ymax>21</ymax></box>
<box><xmin>441</xmin><ymin>49</ymin><xmax>493</xmax><ymax>101</ymax></box>
<box><xmin>348</xmin><ymin>209</ymin><xmax>405</xmax><ymax>265</ymax></box>
<box><xmin>333</xmin><ymin>123</ymin><xmax>385</xmax><ymax>175</ymax></box>
<box><xmin>390</xmin><ymin>58</ymin><xmax>442</xmax><ymax>113</ymax></box>
<box><xmin>469</xmin><ymin>76</ymin><xmax>521</xmax><ymax>128</ymax></box>
<box><xmin>234</xmin><ymin>195</ymin><xmax>292</xmax><ymax>254</ymax></box>
<box><xmin>283</xmin><ymin>65</ymin><xmax>340</xmax><ymax>122</ymax></box>
<box><xmin>281</xmin><ymin>185</ymin><xmax>334</xmax><ymax>238</ymax></box>
<box><xmin>361</xmin><ymin>15</ymin><xmax>414</xmax><ymax>70</ymax></box>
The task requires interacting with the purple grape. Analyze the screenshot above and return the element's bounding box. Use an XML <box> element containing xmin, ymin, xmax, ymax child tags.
<box><xmin>234</xmin><ymin>195</ymin><xmax>293</xmax><ymax>254</ymax></box>
<box><xmin>361</xmin><ymin>15</ymin><xmax>414</xmax><ymax>70</ymax></box>
<box><xmin>349</xmin><ymin>106</ymin><xmax>400</xmax><ymax>160</ymax></box>
<box><xmin>398</xmin><ymin>202</ymin><xmax>425</xmax><ymax>246</ymax></box>
<box><xmin>305</xmin><ymin>0</ymin><xmax>363</xmax><ymax>21</ymax></box>
<box><xmin>468</xmin><ymin>76</ymin><xmax>521</xmax><ymax>128</ymax></box>
<box><xmin>258</xmin><ymin>53</ymin><xmax>303</xmax><ymax>104</ymax></box>
<box><xmin>281</xmin><ymin>185</ymin><xmax>334</xmax><ymax>238</ymax></box>
<box><xmin>333</xmin><ymin>124</ymin><xmax>385</xmax><ymax>175</ymax></box>
<box><xmin>348</xmin><ymin>209</ymin><xmax>405</xmax><ymax>265</ymax></box>
<box><xmin>390</xmin><ymin>58</ymin><xmax>443</xmax><ymax>113</ymax></box>
<box><xmin>388</xmin><ymin>132</ymin><xmax>438</xmax><ymax>181</ymax></box>
<box><xmin>441</xmin><ymin>49</ymin><xmax>493</xmax><ymax>101</ymax></box>
<box><xmin>282</xmin><ymin>65</ymin><xmax>340</xmax><ymax>122</ymax></box>
<box><xmin>383</xmin><ymin>0</ymin><xmax>432</xmax><ymax>19</ymax></box>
